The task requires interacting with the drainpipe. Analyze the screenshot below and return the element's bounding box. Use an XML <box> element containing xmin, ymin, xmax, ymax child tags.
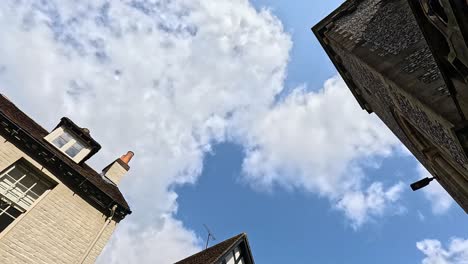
<box><xmin>78</xmin><ymin>205</ymin><xmax>117</xmax><ymax>264</ymax></box>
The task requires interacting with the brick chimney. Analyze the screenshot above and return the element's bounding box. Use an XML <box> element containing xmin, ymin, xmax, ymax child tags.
<box><xmin>102</xmin><ymin>151</ymin><xmax>134</xmax><ymax>185</ymax></box>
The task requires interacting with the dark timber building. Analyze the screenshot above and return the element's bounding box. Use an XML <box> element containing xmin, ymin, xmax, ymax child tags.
<box><xmin>313</xmin><ymin>0</ymin><xmax>468</xmax><ymax>212</ymax></box>
<box><xmin>175</xmin><ymin>233</ymin><xmax>255</xmax><ymax>264</ymax></box>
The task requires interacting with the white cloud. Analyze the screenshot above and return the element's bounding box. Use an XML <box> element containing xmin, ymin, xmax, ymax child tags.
<box><xmin>240</xmin><ymin>77</ymin><xmax>405</xmax><ymax>227</ymax></box>
<box><xmin>0</xmin><ymin>0</ymin><xmax>410</xmax><ymax>262</ymax></box>
<box><xmin>417</xmin><ymin>238</ymin><xmax>468</xmax><ymax>264</ymax></box>
<box><xmin>0</xmin><ymin>0</ymin><xmax>291</xmax><ymax>263</ymax></box>
<box><xmin>101</xmin><ymin>215</ymin><xmax>201</xmax><ymax>264</ymax></box>
<box><xmin>337</xmin><ymin>182</ymin><xmax>405</xmax><ymax>228</ymax></box>
<box><xmin>417</xmin><ymin>164</ymin><xmax>453</xmax><ymax>215</ymax></box>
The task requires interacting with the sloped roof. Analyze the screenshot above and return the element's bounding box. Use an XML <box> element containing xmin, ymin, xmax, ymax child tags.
<box><xmin>0</xmin><ymin>94</ymin><xmax>130</xmax><ymax>213</ymax></box>
<box><xmin>175</xmin><ymin>233</ymin><xmax>248</xmax><ymax>264</ymax></box>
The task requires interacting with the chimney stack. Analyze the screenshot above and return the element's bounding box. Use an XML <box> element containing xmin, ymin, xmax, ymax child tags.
<box><xmin>103</xmin><ymin>151</ymin><xmax>134</xmax><ymax>185</ymax></box>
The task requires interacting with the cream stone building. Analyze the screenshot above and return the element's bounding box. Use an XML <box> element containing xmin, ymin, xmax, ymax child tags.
<box><xmin>0</xmin><ymin>94</ymin><xmax>132</xmax><ymax>263</ymax></box>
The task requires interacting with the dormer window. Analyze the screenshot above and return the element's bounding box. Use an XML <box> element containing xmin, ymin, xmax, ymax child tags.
<box><xmin>46</xmin><ymin>127</ymin><xmax>91</xmax><ymax>163</ymax></box>
<box><xmin>45</xmin><ymin>117</ymin><xmax>102</xmax><ymax>164</ymax></box>
<box><xmin>51</xmin><ymin>130</ymin><xmax>85</xmax><ymax>159</ymax></box>
<box><xmin>65</xmin><ymin>140</ymin><xmax>85</xmax><ymax>158</ymax></box>
<box><xmin>51</xmin><ymin>131</ymin><xmax>71</xmax><ymax>148</ymax></box>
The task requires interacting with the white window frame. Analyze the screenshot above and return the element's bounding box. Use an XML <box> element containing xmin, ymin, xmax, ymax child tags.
<box><xmin>0</xmin><ymin>161</ymin><xmax>55</xmax><ymax>234</ymax></box>
<box><xmin>220</xmin><ymin>246</ymin><xmax>245</xmax><ymax>264</ymax></box>
<box><xmin>45</xmin><ymin>127</ymin><xmax>91</xmax><ymax>163</ymax></box>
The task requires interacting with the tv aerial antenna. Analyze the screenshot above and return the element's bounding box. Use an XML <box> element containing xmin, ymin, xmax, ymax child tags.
<box><xmin>203</xmin><ymin>224</ymin><xmax>216</xmax><ymax>249</ymax></box>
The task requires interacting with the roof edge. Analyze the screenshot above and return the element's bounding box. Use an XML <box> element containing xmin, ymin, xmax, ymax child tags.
<box><xmin>211</xmin><ymin>233</ymin><xmax>247</xmax><ymax>263</ymax></box>
<box><xmin>0</xmin><ymin>94</ymin><xmax>131</xmax><ymax>218</ymax></box>
<box><xmin>311</xmin><ymin>0</ymin><xmax>373</xmax><ymax>113</ymax></box>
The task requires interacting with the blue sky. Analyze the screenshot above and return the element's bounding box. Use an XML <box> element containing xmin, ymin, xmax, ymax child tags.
<box><xmin>177</xmin><ymin>145</ymin><xmax>467</xmax><ymax>263</ymax></box>
<box><xmin>175</xmin><ymin>1</ymin><xmax>468</xmax><ymax>264</ymax></box>
<box><xmin>1</xmin><ymin>1</ymin><xmax>467</xmax><ymax>263</ymax></box>
<box><xmin>251</xmin><ymin>0</ymin><xmax>343</xmax><ymax>91</ymax></box>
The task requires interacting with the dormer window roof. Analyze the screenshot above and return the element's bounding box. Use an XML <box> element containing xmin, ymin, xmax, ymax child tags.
<box><xmin>45</xmin><ymin>117</ymin><xmax>101</xmax><ymax>164</ymax></box>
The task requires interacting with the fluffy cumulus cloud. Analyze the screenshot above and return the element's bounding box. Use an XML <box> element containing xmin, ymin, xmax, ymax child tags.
<box><xmin>0</xmin><ymin>0</ymin><xmax>291</xmax><ymax>262</ymax></box>
<box><xmin>337</xmin><ymin>182</ymin><xmax>405</xmax><ymax>228</ymax></box>
<box><xmin>102</xmin><ymin>215</ymin><xmax>201</xmax><ymax>263</ymax></box>
<box><xmin>0</xmin><ymin>0</ymin><xmax>406</xmax><ymax>262</ymax></box>
<box><xmin>241</xmin><ymin>77</ymin><xmax>405</xmax><ymax>228</ymax></box>
<box><xmin>417</xmin><ymin>238</ymin><xmax>468</xmax><ymax>264</ymax></box>
<box><xmin>417</xmin><ymin>164</ymin><xmax>453</xmax><ymax>215</ymax></box>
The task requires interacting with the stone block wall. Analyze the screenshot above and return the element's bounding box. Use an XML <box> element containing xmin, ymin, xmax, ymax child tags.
<box><xmin>0</xmin><ymin>134</ymin><xmax>117</xmax><ymax>263</ymax></box>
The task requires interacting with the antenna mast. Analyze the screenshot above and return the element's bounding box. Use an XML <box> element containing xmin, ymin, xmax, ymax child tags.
<box><xmin>203</xmin><ymin>224</ymin><xmax>216</xmax><ymax>249</ymax></box>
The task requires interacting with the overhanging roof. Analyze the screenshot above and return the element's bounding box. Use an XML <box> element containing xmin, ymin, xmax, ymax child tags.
<box><xmin>0</xmin><ymin>94</ymin><xmax>131</xmax><ymax>218</ymax></box>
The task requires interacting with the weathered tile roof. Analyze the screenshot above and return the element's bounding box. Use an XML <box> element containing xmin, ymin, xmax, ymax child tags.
<box><xmin>175</xmin><ymin>233</ymin><xmax>246</xmax><ymax>264</ymax></box>
<box><xmin>0</xmin><ymin>94</ymin><xmax>130</xmax><ymax>214</ymax></box>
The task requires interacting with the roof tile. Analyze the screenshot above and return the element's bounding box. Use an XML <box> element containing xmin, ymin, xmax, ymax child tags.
<box><xmin>175</xmin><ymin>234</ymin><xmax>246</xmax><ymax>264</ymax></box>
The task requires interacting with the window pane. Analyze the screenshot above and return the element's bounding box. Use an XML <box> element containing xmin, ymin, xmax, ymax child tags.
<box><xmin>0</xmin><ymin>213</ymin><xmax>15</xmax><ymax>232</ymax></box>
<box><xmin>5</xmin><ymin>206</ymin><xmax>21</xmax><ymax>218</ymax></box>
<box><xmin>19</xmin><ymin>175</ymin><xmax>36</xmax><ymax>189</ymax></box>
<box><xmin>0</xmin><ymin>199</ymin><xmax>9</xmax><ymax>210</ymax></box>
<box><xmin>0</xmin><ymin>176</ymin><xmax>13</xmax><ymax>194</ymax></box>
<box><xmin>5</xmin><ymin>189</ymin><xmax>22</xmax><ymax>203</ymax></box>
<box><xmin>7</xmin><ymin>167</ymin><xmax>24</xmax><ymax>181</ymax></box>
<box><xmin>0</xmin><ymin>197</ymin><xmax>21</xmax><ymax>233</ymax></box>
<box><xmin>19</xmin><ymin>196</ymin><xmax>35</xmax><ymax>209</ymax></box>
<box><xmin>52</xmin><ymin>131</ymin><xmax>72</xmax><ymax>148</ymax></box>
<box><xmin>30</xmin><ymin>184</ymin><xmax>48</xmax><ymax>197</ymax></box>
<box><xmin>225</xmin><ymin>252</ymin><xmax>235</xmax><ymax>264</ymax></box>
<box><xmin>0</xmin><ymin>165</ymin><xmax>51</xmax><ymax>210</ymax></box>
<box><xmin>234</xmin><ymin>247</ymin><xmax>241</xmax><ymax>259</ymax></box>
<box><xmin>0</xmin><ymin>162</ymin><xmax>53</xmax><ymax>233</ymax></box>
<box><xmin>18</xmin><ymin>182</ymin><xmax>48</xmax><ymax>209</ymax></box>
<box><xmin>65</xmin><ymin>141</ymin><xmax>84</xmax><ymax>158</ymax></box>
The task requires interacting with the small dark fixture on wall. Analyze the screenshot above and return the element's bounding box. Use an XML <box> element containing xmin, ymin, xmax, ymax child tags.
<box><xmin>411</xmin><ymin>177</ymin><xmax>435</xmax><ymax>191</ymax></box>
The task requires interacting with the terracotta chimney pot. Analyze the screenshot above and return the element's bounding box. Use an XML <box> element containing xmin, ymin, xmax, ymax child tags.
<box><xmin>120</xmin><ymin>151</ymin><xmax>134</xmax><ymax>165</ymax></box>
